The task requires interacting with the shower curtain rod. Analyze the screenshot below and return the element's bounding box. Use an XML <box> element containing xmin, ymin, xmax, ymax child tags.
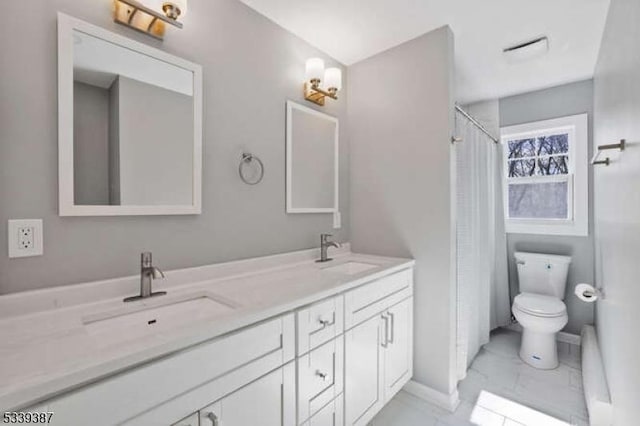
<box><xmin>455</xmin><ymin>105</ymin><xmax>500</xmax><ymax>144</ymax></box>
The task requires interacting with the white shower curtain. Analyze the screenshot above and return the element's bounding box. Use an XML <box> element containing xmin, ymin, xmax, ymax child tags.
<box><xmin>455</xmin><ymin>106</ymin><xmax>511</xmax><ymax>381</ymax></box>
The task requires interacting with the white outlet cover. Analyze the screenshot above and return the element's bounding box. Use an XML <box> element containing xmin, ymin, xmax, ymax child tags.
<box><xmin>8</xmin><ymin>219</ymin><xmax>43</xmax><ymax>258</ymax></box>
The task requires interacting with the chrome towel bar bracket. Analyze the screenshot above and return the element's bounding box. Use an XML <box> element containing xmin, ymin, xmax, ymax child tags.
<box><xmin>591</xmin><ymin>139</ymin><xmax>625</xmax><ymax>166</ymax></box>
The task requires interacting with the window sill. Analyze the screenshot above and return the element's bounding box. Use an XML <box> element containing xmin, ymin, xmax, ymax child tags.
<box><xmin>505</xmin><ymin>220</ymin><xmax>588</xmax><ymax>237</ymax></box>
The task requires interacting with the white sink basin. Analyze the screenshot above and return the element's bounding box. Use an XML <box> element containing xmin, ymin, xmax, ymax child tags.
<box><xmin>83</xmin><ymin>292</ymin><xmax>237</xmax><ymax>347</ymax></box>
<box><xmin>322</xmin><ymin>261</ymin><xmax>378</xmax><ymax>275</ymax></box>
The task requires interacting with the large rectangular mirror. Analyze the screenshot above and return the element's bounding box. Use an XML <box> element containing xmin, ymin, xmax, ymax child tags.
<box><xmin>58</xmin><ymin>13</ymin><xmax>202</xmax><ymax>216</ymax></box>
<box><xmin>286</xmin><ymin>101</ymin><xmax>339</xmax><ymax>213</ymax></box>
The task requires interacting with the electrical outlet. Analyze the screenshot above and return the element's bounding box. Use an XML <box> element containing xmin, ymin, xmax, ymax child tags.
<box><xmin>18</xmin><ymin>226</ymin><xmax>35</xmax><ymax>250</ymax></box>
<box><xmin>8</xmin><ymin>219</ymin><xmax>43</xmax><ymax>258</ymax></box>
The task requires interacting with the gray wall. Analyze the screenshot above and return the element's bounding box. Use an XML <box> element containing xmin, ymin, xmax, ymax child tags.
<box><xmin>116</xmin><ymin>76</ymin><xmax>193</xmax><ymax>206</ymax></box>
<box><xmin>593</xmin><ymin>0</ymin><xmax>640</xmax><ymax>423</ymax></box>
<box><xmin>0</xmin><ymin>0</ymin><xmax>349</xmax><ymax>293</ymax></box>
<box><xmin>349</xmin><ymin>27</ymin><xmax>457</xmax><ymax>396</ymax></box>
<box><xmin>499</xmin><ymin>80</ymin><xmax>595</xmax><ymax>335</ymax></box>
<box><xmin>73</xmin><ymin>81</ymin><xmax>110</xmax><ymax>205</ymax></box>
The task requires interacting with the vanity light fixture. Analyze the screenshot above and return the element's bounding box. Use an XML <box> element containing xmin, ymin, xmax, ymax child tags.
<box><xmin>113</xmin><ymin>0</ymin><xmax>187</xmax><ymax>40</ymax></box>
<box><xmin>160</xmin><ymin>0</ymin><xmax>188</xmax><ymax>20</ymax></box>
<box><xmin>304</xmin><ymin>58</ymin><xmax>342</xmax><ymax>106</ymax></box>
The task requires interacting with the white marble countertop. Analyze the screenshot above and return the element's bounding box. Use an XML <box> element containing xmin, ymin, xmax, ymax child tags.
<box><xmin>0</xmin><ymin>246</ymin><xmax>413</xmax><ymax>411</ymax></box>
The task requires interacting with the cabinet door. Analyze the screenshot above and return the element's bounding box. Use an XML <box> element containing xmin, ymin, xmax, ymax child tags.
<box><xmin>199</xmin><ymin>364</ymin><xmax>295</xmax><ymax>426</ymax></box>
<box><xmin>383</xmin><ymin>297</ymin><xmax>413</xmax><ymax>401</ymax></box>
<box><xmin>344</xmin><ymin>315</ymin><xmax>385</xmax><ymax>426</ymax></box>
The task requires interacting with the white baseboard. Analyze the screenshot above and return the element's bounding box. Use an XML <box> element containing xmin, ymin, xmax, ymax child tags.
<box><xmin>557</xmin><ymin>331</ymin><xmax>581</xmax><ymax>345</ymax></box>
<box><xmin>504</xmin><ymin>324</ymin><xmax>581</xmax><ymax>345</ymax></box>
<box><xmin>402</xmin><ymin>380</ymin><xmax>461</xmax><ymax>412</ymax></box>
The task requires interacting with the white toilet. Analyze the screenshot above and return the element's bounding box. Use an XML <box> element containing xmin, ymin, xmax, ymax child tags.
<box><xmin>512</xmin><ymin>252</ymin><xmax>571</xmax><ymax>369</ymax></box>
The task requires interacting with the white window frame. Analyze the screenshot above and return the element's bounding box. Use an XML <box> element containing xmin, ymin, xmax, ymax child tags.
<box><xmin>500</xmin><ymin>113</ymin><xmax>588</xmax><ymax>236</ymax></box>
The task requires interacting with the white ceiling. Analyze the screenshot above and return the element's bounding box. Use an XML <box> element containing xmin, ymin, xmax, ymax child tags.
<box><xmin>239</xmin><ymin>0</ymin><xmax>611</xmax><ymax>103</ymax></box>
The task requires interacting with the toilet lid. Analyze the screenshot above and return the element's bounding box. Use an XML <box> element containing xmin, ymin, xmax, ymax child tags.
<box><xmin>514</xmin><ymin>293</ymin><xmax>566</xmax><ymax>317</ymax></box>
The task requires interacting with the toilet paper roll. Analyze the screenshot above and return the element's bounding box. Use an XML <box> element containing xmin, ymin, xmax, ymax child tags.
<box><xmin>575</xmin><ymin>283</ymin><xmax>599</xmax><ymax>302</ymax></box>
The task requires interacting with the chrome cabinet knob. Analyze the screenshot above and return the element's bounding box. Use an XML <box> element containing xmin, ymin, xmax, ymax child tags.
<box><xmin>316</xmin><ymin>370</ymin><xmax>329</xmax><ymax>381</ymax></box>
<box><xmin>206</xmin><ymin>412</ymin><xmax>219</xmax><ymax>426</ymax></box>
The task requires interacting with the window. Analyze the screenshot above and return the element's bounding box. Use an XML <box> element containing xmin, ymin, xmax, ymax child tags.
<box><xmin>500</xmin><ymin>114</ymin><xmax>588</xmax><ymax>236</ymax></box>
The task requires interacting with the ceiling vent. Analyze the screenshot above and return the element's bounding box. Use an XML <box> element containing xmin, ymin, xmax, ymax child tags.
<box><xmin>503</xmin><ymin>37</ymin><xmax>549</xmax><ymax>62</ymax></box>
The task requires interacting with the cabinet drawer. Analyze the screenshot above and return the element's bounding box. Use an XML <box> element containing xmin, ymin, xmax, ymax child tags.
<box><xmin>198</xmin><ymin>364</ymin><xmax>295</xmax><ymax>426</ymax></box>
<box><xmin>297</xmin><ymin>295</ymin><xmax>344</xmax><ymax>355</ymax></box>
<box><xmin>302</xmin><ymin>395</ymin><xmax>344</xmax><ymax>426</ymax></box>
<box><xmin>298</xmin><ymin>337</ymin><xmax>344</xmax><ymax>423</ymax></box>
<box><xmin>344</xmin><ymin>269</ymin><xmax>412</xmax><ymax>329</ymax></box>
<box><xmin>46</xmin><ymin>314</ymin><xmax>295</xmax><ymax>426</ymax></box>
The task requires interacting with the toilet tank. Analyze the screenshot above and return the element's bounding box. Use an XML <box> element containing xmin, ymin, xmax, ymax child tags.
<box><xmin>515</xmin><ymin>252</ymin><xmax>572</xmax><ymax>299</ymax></box>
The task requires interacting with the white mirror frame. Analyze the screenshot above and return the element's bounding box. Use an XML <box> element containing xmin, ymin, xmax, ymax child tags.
<box><xmin>286</xmin><ymin>101</ymin><xmax>339</xmax><ymax>214</ymax></box>
<box><xmin>57</xmin><ymin>13</ymin><xmax>203</xmax><ymax>216</ymax></box>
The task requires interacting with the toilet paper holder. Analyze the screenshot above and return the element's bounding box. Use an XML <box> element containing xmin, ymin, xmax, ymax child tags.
<box><xmin>583</xmin><ymin>287</ymin><xmax>605</xmax><ymax>299</ymax></box>
<box><xmin>575</xmin><ymin>283</ymin><xmax>606</xmax><ymax>302</ymax></box>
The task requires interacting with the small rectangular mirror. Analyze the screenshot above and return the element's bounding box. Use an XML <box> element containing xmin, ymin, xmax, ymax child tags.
<box><xmin>58</xmin><ymin>13</ymin><xmax>202</xmax><ymax>216</ymax></box>
<box><xmin>286</xmin><ymin>101</ymin><xmax>339</xmax><ymax>213</ymax></box>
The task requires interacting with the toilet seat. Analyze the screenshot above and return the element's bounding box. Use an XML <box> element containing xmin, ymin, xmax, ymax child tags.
<box><xmin>513</xmin><ymin>293</ymin><xmax>566</xmax><ymax>318</ymax></box>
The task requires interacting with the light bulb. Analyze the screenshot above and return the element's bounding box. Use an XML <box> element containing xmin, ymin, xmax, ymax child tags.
<box><xmin>305</xmin><ymin>58</ymin><xmax>325</xmax><ymax>84</ymax></box>
<box><xmin>324</xmin><ymin>67</ymin><xmax>342</xmax><ymax>91</ymax></box>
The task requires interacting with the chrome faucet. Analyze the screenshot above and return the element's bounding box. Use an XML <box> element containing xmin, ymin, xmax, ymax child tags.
<box><xmin>317</xmin><ymin>234</ymin><xmax>340</xmax><ymax>263</ymax></box>
<box><xmin>124</xmin><ymin>252</ymin><xmax>167</xmax><ymax>302</ymax></box>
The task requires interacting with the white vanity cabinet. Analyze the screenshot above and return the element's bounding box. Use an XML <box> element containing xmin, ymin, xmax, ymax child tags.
<box><xmin>17</xmin><ymin>264</ymin><xmax>414</xmax><ymax>426</ymax></box>
<box><xmin>344</xmin><ymin>269</ymin><xmax>414</xmax><ymax>426</ymax></box>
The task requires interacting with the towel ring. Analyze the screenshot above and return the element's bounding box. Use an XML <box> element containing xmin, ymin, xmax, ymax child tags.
<box><xmin>239</xmin><ymin>153</ymin><xmax>264</xmax><ymax>185</ymax></box>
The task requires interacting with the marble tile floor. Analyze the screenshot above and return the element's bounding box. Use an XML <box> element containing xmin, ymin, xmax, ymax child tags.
<box><xmin>371</xmin><ymin>328</ymin><xmax>587</xmax><ymax>426</ymax></box>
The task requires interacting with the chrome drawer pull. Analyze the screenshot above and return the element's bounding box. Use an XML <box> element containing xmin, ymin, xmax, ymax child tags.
<box><xmin>381</xmin><ymin>314</ymin><xmax>389</xmax><ymax>348</ymax></box>
<box><xmin>388</xmin><ymin>311</ymin><xmax>395</xmax><ymax>344</ymax></box>
<box><xmin>319</xmin><ymin>318</ymin><xmax>331</xmax><ymax>327</ymax></box>
<box><xmin>316</xmin><ymin>370</ymin><xmax>329</xmax><ymax>381</ymax></box>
